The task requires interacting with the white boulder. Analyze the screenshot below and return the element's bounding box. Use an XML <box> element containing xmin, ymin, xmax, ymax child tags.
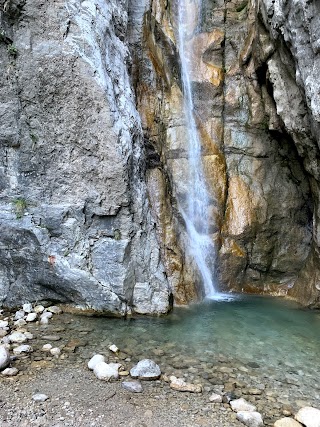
<box><xmin>8</xmin><ymin>331</ymin><xmax>27</xmax><ymax>343</ymax></box>
<box><xmin>88</xmin><ymin>354</ymin><xmax>105</xmax><ymax>370</ymax></box>
<box><xmin>130</xmin><ymin>359</ymin><xmax>161</xmax><ymax>380</ymax></box>
<box><xmin>231</xmin><ymin>398</ymin><xmax>257</xmax><ymax>412</ymax></box>
<box><xmin>26</xmin><ymin>313</ymin><xmax>37</xmax><ymax>322</ymax></box>
<box><xmin>13</xmin><ymin>345</ymin><xmax>33</xmax><ymax>355</ymax></box>
<box><xmin>295</xmin><ymin>407</ymin><xmax>320</xmax><ymax>427</ymax></box>
<box><xmin>237</xmin><ymin>411</ymin><xmax>264</xmax><ymax>427</ymax></box>
<box><xmin>93</xmin><ymin>362</ymin><xmax>121</xmax><ymax>381</ymax></box>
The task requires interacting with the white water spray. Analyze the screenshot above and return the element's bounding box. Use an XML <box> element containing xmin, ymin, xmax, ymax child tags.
<box><xmin>177</xmin><ymin>0</ymin><xmax>216</xmax><ymax>296</ymax></box>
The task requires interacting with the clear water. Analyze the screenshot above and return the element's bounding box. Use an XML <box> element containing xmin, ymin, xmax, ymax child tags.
<box><xmin>62</xmin><ymin>296</ymin><xmax>320</xmax><ymax>390</ymax></box>
<box><xmin>177</xmin><ymin>0</ymin><xmax>216</xmax><ymax>296</ymax></box>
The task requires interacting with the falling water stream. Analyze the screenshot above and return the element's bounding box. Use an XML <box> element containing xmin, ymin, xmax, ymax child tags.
<box><xmin>177</xmin><ymin>0</ymin><xmax>216</xmax><ymax>297</ymax></box>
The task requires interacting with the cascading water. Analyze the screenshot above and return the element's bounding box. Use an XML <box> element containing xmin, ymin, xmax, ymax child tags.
<box><xmin>177</xmin><ymin>0</ymin><xmax>216</xmax><ymax>297</ymax></box>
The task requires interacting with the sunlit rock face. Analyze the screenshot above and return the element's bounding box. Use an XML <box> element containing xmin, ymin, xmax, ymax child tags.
<box><xmin>0</xmin><ymin>0</ymin><xmax>319</xmax><ymax>312</ymax></box>
<box><xmin>136</xmin><ymin>0</ymin><xmax>317</xmax><ymax>306</ymax></box>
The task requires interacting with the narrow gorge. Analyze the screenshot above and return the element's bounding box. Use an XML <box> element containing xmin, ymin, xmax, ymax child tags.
<box><xmin>0</xmin><ymin>0</ymin><xmax>319</xmax><ymax>314</ymax></box>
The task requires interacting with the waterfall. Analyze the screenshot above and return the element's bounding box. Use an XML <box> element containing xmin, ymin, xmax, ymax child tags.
<box><xmin>177</xmin><ymin>0</ymin><xmax>216</xmax><ymax>296</ymax></box>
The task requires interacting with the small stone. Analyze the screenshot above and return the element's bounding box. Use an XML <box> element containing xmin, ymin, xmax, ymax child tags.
<box><xmin>8</xmin><ymin>332</ymin><xmax>27</xmax><ymax>343</ymax></box>
<box><xmin>42</xmin><ymin>344</ymin><xmax>53</xmax><ymax>351</ymax></box>
<box><xmin>50</xmin><ymin>347</ymin><xmax>61</xmax><ymax>356</ymax></box>
<box><xmin>14</xmin><ymin>319</ymin><xmax>27</xmax><ymax>327</ymax></box>
<box><xmin>24</xmin><ymin>332</ymin><xmax>33</xmax><ymax>340</ymax></box>
<box><xmin>40</xmin><ymin>312</ymin><xmax>53</xmax><ymax>325</ymax></box>
<box><xmin>236</xmin><ymin>411</ymin><xmax>264</xmax><ymax>427</ymax></box>
<box><xmin>121</xmin><ymin>380</ymin><xmax>143</xmax><ymax>393</ymax></box>
<box><xmin>26</xmin><ymin>313</ymin><xmax>37</xmax><ymax>322</ymax></box>
<box><xmin>169</xmin><ymin>376</ymin><xmax>202</xmax><ymax>393</ymax></box>
<box><xmin>295</xmin><ymin>407</ymin><xmax>320</xmax><ymax>427</ymax></box>
<box><xmin>0</xmin><ymin>320</ymin><xmax>8</xmax><ymax>328</ymax></box>
<box><xmin>93</xmin><ymin>362</ymin><xmax>121</xmax><ymax>381</ymax></box>
<box><xmin>0</xmin><ymin>329</ymin><xmax>7</xmax><ymax>338</ymax></box>
<box><xmin>248</xmin><ymin>388</ymin><xmax>263</xmax><ymax>395</ymax></box>
<box><xmin>231</xmin><ymin>398</ymin><xmax>257</xmax><ymax>412</ymax></box>
<box><xmin>130</xmin><ymin>359</ymin><xmax>161</xmax><ymax>380</ymax></box>
<box><xmin>41</xmin><ymin>335</ymin><xmax>61</xmax><ymax>341</ymax></box>
<box><xmin>109</xmin><ymin>344</ymin><xmax>119</xmax><ymax>353</ymax></box>
<box><xmin>209</xmin><ymin>393</ymin><xmax>223</xmax><ymax>403</ymax></box>
<box><xmin>14</xmin><ymin>310</ymin><xmax>25</xmax><ymax>320</ymax></box>
<box><xmin>274</xmin><ymin>418</ymin><xmax>302</xmax><ymax>427</ymax></box>
<box><xmin>32</xmin><ymin>393</ymin><xmax>49</xmax><ymax>402</ymax></box>
<box><xmin>47</xmin><ymin>306</ymin><xmax>62</xmax><ymax>314</ymax></box>
<box><xmin>0</xmin><ymin>345</ymin><xmax>10</xmax><ymax>370</ymax></box>
<box><xmin>13</xmin><ymin>345</ymin><xmax>33</xmax><ymax>355</ymax></box>
<box><xmin>34</xmin><ymin>305</ymin><xmax>45</xmax><ymax>314</ymax></box>
<box><xmin>23</xmin><ymin>303</ymin><xmax>33</xmax><ymax>313</ymax></box>
<box><xmin>88</xmin><ymin>354</ymin><xmax>105</xmax><ymax>370</ymax></box>
<box><xmin>1</xmin><ymin>367</ymin><xmax>19</xmax><ymax>376</ymax></box>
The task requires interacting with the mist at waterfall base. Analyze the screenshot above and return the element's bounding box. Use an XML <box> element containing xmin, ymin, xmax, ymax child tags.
<box><xmin>178</xmin><ymin>0</ymin><xmax>217</xmax><ymax>297</ymax></box>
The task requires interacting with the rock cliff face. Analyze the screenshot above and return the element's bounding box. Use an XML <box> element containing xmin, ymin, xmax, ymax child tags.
<box><xmin>0</xmin><ymin>0</ymin><xmax>319</xmax><ymax>313</ymax></box>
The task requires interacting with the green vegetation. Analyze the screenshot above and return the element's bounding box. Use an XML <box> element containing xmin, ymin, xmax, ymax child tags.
<box><xmin>7</xmin><ymin>44</ymin><xmax>17</xmax><ymax>58</ymax></box>
<box><xmin>236</xmin><ymin>1</ymin><xmax>248</xmax><ymax>13</ymax></box>
<box><xmin>114</xmin><ymin>229</ymin><xmax>121</xmax><ymax>240</ymax></box>
<box><xmin>13</xmin><ymin>198</ymin><xmax>27</xmax><ymax>219</ymax></box>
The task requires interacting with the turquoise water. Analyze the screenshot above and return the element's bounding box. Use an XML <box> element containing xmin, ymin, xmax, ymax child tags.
<box><xmin>73</xmin><ymin>295</ymin><xmax>319</xmax><ymax>381</ymax></box>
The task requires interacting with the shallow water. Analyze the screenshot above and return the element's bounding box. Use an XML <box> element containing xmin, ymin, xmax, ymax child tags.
<box><xmin>70</xmin><ymin>295</ymin><xmax>319</xmax><ymax>379</ymax></box>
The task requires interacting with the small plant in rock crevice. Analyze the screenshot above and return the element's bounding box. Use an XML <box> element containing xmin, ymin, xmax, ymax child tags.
<box><xmin>7</xmin><ymin>43</ymin><xmax>17</xmax><ymax>58</ymax></box>
<box><xmin>13</xmin><ymin>198</ymin><xmax>27</xmax><ymax>219</ymax></box>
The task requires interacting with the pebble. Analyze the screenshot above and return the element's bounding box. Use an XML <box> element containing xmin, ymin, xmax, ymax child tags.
<box><xmin>0</xmin><ymin>345</ymin><xmax>10</xmax><ymax>370</ymax></box>
<box><xmin>8</xmin><ymin>332</ymin><xmax>27</xmax><ymax>343</ymax></box>
<box><xmin>209</xmin><ymin>393</ymin><xmax>223</xmax><ymax>403</ymax></box>
<box><xmin>237</xmin><ymin>411</ymin><xmax>264</xmax><ymax>427</ymax></box>
<box><xmin>230</xmin><ymin>398</ymin><xmax>257</xmax><ymax>412</ymax></box>
<box><xmin>14</xmin><ymin>310</ymin><xmax>25</xmax><ymax>320</ymax></box>
<box><xmin>88</xmin><ymin>354</ymin><xmax>105</xmax><ymax>370</ymax></box>
<box><xmin>47</xmin><ymin>306</ymin><xmax>62</xmax><ymax>314</ymax></box>
<box><xmin>40</xmin><ymin>312</ymin><xmax>53</xmax><ymax>325</ymax></box>
<box><xmin>1</xmin><ymin>367</ymin><xmax>19</xmax><ymax>376</ymax></box>
<box><xmin>23</xmin><ymin>303</ymin><xmax>33</xmax><ymax>313</ymax></box>
<box><xmin>13</xmin><ymin>345</ymin><xmax>33</xmax><ymax>355</ymax></box>
<box><xmin>93</xmin><ymin>362</ymin><xmax>121</xmax><ymax>381</ymax></box>
<box><xmin>50</xmin><ymin>347</ymin><xmax>61</xmax><ymax>356</ymax></box>
<box><xmin>42</xmin><ymin>344</ymin><xmax>53</xmax><ymax>352</ymax></box>
<box><xmin>0</xmin><ymin>328</ymin><xmax>7</xmax><ymax>338</ymax></box>
<box><xmin>169</xmin><ymin>376</ymin><xmax>202</xmax><ymax>393</ymax></box>
<box><xmin>109</xmin><ymin>344</ymin><xmax>119</xmax><ymax>353</ymax></box>
<box><xmin>41</xmin><ymin>335</ymin><xmax>61</xmax><ymax>341</ymax></box>
<box><xmin>274</xmin><ymin>418</ymin><xmax>302</xmax><ymax>427</ymax></box>
<box><xmin>0</xmin><ymin>320</ymin><xmax>9</xmax><ymax>328</ymax></box>
<box><xmin>34</xmin><ymin>305</ymin><xmax>45</xmax><ymax>314</ymax></box>
<box><xmin>121</xmin><ymin>380</ymin><xmax>143</xmax><ymax>393</ymax></box>
<box><xmin>32</xmin><ymin>393</ymin><xmax>49</xmax><ymax>402</ymax></box>
<box><xmin>130</xmin><ymin>359</ymin><xmax>161</xmax><ymax>380</ymax></box>
<box><xmin>26</xmin><ymin>313</ymin><xmax>37</xmax><ymax>322</ymax></box>
<box><xmin>14</xmin><ymin>319</ymin><xmax>27</xmax><ymax>327</ymax></box>
<box><xmin>295</xmin><ymin>407</ymin><xmax>320</xmax><ymax>427</ymax></box>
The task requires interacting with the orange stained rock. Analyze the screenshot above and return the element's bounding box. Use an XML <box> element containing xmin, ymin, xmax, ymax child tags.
<box><xmin>223</xmin><ymin>176</ymin><xmax>257</xmax><ymax>235</ymax></box>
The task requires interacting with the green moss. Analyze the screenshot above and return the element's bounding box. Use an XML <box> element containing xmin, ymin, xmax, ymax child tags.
<box><xmin>7</xmin><ymin>44</ymin><xmax>17</xmax><ymax>58</ymax></box>
<box><xmin>13</xmin><ymin>198</ymin><xmax>27</xmax><ymax>219</ymax></box>
<box><xmin>114</xmin><ymin>229</ymin><xmax>121</xmax><ymax>240</ymax></box>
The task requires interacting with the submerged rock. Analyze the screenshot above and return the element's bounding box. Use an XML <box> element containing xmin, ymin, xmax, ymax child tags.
<box><xmin>130</xmin><ymin>359</ymin><xmax>161</xmax><ymax>380</ymax></box>
<box><xmin>295</xmin><ymin>407</ymin><xmax>320</xmax><ymax>427</ymax></box>
<box><xmin>13</xmin><ymin>345</ymin><xmax>33</xmax><ymax>355</ymax></box>
<box><xmin>8</xmin><ymin>332</ymin><xmax>28</xmax><ymax>343</ymax></box>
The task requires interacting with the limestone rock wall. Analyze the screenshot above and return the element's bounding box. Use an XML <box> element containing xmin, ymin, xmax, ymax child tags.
<box><xmin>0</xmin><ymin>0</ymin><xmax>171</xmax><ymax>314</ymax></box>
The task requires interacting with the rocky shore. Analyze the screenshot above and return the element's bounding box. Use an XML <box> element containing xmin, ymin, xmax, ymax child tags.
<box><xmin>0</xmin><ymin>303</ymin><xmax>319</xmax><ymax>427</ymax></box>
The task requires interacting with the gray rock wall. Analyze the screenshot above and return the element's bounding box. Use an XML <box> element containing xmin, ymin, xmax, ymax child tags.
<box><xmin>0</xmin><ymin>0</ymin><xmax>171</xmax><ymax>314</ymax></box>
